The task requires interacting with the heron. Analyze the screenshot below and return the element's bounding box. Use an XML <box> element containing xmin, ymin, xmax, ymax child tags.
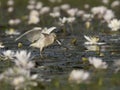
<box><xmin>15</xmin><ymin>27</ymin><xmax>61</xmax><ymax>57</ymax></box>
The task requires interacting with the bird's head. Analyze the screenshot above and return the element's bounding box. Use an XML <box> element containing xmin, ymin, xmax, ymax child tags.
<box><xmin>50</xmin><ymin>33</ymin><xmax>57</xmax><ymax>39</ymax></box>
<box><xmin>50</xmin><ymin>33</ymin><xmax>61</xmax><ymax>45</ymax></box>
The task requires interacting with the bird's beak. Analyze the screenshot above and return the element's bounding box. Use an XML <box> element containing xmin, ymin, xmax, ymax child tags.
<box><xmin>29</xmin><ymin>43</ymin><xmax>34</xmax><ymax>47</ymax></box>
<box><xmin>56</xmin><ymin>40</ymin><xmax>61</xmax><ymax>45</ymax></box>
<box><xmin>29</xmin><ymin>44</ymin><xmax>32</xmax><ymax>47</ymax></box>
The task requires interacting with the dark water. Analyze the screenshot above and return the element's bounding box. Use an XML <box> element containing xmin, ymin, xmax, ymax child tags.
<box><xmin>0</xmin><ymin>0</ymin><xmax>120</xmax><ymax>90</ymax></box>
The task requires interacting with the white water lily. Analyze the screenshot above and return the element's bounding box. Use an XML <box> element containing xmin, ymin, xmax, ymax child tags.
<box><xmin>82</xmin><ymin>13</ymin><xmax>93</xmax><ymax>21</ymax></box>
<box><xmin>39</xmin><ymin>6</ymin><xmax>50</xmax><ymax>15</ymax></box>
<box><xmin>103</xmin><ymin>9</ymin><xmax>115</xmax><ymax>22</ymax></box>
<box><xmin>59</xmin><ymin>17</ymin><xmax>67</xmax><ymax>24</ymax></box>
<box><xmin>2</xmin><ymin>50</ymin><xmax>15</xmax><ymax>60</ymax></box>
<box><xmin>35</xmin><ymin>2</ymin><xmax>43</xmax><ymax>10</ymax></box>
<box><xmin>84</xmin><ymin>4</ymin><xmax>90</xmax><ymax>9</ymax></box>
<box><xmin>14</xmin><ymin>50</ymin><xmax>34</xmax><ymax>69</ymax></box>
<box><xmin>50</xmin><ymin>11</ymin><xmax>60</xmax><ymax>18</ymax></box>
<box><xmin>60</xmin><ymin>4</ymin><xmax>70</xmax><ymax>11</ymax></box>
<box><xmin>30</xmin><ymin>10</ymin><xmax>39</xmax><ymax>16</ymax></box>
<box><xmin>27</xmin><ymin>0</ymin><xmax>36</xmax><ymax>10</ymax></box>
<box><xmin>7</xmin><ymin>0</ymin><xmax>14</xmax><ymax>6</ymax></box>
<box><xmin>28</xmin><ymin>10</ymin><xmax>40</xmax><ymax>24</ymax></box>
<box><xmin>85</xmin><ymin>45</ymin><xmax>100</xmax><ymax>51</ymax></box>
<box><xmin>8</xmin><ymin>19</ymin><xmax>21</xmax><ymax>25</ymax></box>
<box><xmin>67</xmin><ymin>17</ymin><xmax>76</xmax><ymax>23</ymax></box>
<box><xmin>76</xmin><ymin>10</ymin><xmax>85</xmax><ymax>17</ymax></box>
<box><xmin>59</xmin><ymin>17</ymin><xmax>75</xmax><ymax>26</ymax></box>
<box><xmin>91</xmin><ymin>6</ymin><xmax>107</xmax><ymax>19</ymax></box>
<box><xmin>27</xmin><ymin>4</ymin><xmax>35</xmax><ymax>10</ymax></box>
<box><xmin>49</xmin><ymin>0</ymin><xmax>62</xmax><ymax>3</ymax></box>
<box><xmin>108</xmin><ymin>19</ymin><xmax>120</xmax><ymax>31</ymax></box>
<box><xmin>0</xmin><ymin>67</ymin><xmax>38</xmax><ymax>90</ymax></box>
<box><xmin>5</xmin><ymin>28</ymin><xmax>20</xmax><ymax>35</ymax></box>
<box><xmin>102</xmin><ymin>0</ymin><xmax>109</xmax><ymax>4</ymax></box>
<box><xmin>69</xmin><ymin>70</ymin><xmax>90</xmax><ymax>84</ymax></box>
<box><xmin>28</xmin><ymin>0</ymin><xmax>36</xmax><ymax>5</ymax></box>
<box><xmin>111</xmin><ymin>0</ymin><xmax>120</xmax><ymax>8</ymax></box>
<box><xmin>113</xmin><ymin>59</ymin><xmax>120</xmax><ymax>73</ymax></box>
<box><xmin>88</xmin><ymin>57</ymin><xmax>108</xmax><ymax>69</ymax></box>
<box><xmin>7</xmin><ymin>6</ymin><xmax>14</xmax><ymax>12</ymax></box>
<box><xmin>28</xmin><ymin>15</ymin><xmax>40</xmax><ymax>24</ymax></box>
<box><xmin>0</xmin><ymin>42</ymin><xmax>5</xmax><ymax>48</ymax></box>
<box><xmin>0</xmin><ymin>50</ymin><xmax>38</xmax><ymax>90</ymax></box>
<box><xmin>53</xmin><ymin>6</ymin><xmax>60</xmax><ymax>12</ymax></box>
<box><xmin>84</xmin><ymin>35</ymin><xmax>105</xmax><ymax>45</ymax></box>
<box><xmin>67</xmin><ymin>8</ymin><xmax>78</xmax><ymax>17</ymax></box>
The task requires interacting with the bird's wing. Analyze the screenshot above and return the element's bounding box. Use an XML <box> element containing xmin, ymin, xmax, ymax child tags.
<box><xmin>15</xmin><ymin>27</ymin><xmax>42</xmax><ymax>42</ymax></box>
<box><xmin>42</xmin><ymin>27</ymin><xmax>56</xmax><ymax>34</ymax></box>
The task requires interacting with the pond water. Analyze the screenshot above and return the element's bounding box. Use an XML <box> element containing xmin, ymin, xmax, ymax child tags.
<box><xmin>0</xmin><ymin>0</ymin><xmax>120</xmax><ymax>90</ymax></box>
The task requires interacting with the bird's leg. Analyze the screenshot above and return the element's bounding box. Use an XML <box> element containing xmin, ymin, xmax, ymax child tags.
<box><xmin>40</xmin><ymin>51</ymin><xmax>43</xmax><ymax>58</ymax></box>
<box><xmin>40</xmin><ymin>48</ymin><xmax>44</xmax><ymax>59</ymax></box>
<box><xmin>56</xmin><ymin>40</ymin><xmax>61</xmax><ymax>45</ymax></box>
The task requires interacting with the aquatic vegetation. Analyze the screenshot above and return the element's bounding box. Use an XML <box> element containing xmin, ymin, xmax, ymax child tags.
<box><xmin>69</xmin><ymin>70</ymin><xmax>90</xmax><ymax>84</ymax></box>
<box><xmin>48</xmin><ymin>0</ymin><xmax>62</xmax><ymax>3</ymax></box>
<box><xmin>82</xmin><ymin>13</ymin><xmax>93</xmax><ymax>21</ymax></box>
<box><xmin>66</xmin><ymin>8</ymin><xmax>78</xmax><ymax>17</ymax></box>
<box><xmin>59</xmin><ymin>17</ymin><xmax>68</xmax><ymax>26</ymax></box>
<box><xmin>85</xmin><ymin>45</ymin><xmax>100</xmax><ymax>51</ymax></box>
<box><xmin>91</xmin><ymin>6</ymin><xmax>115</xmax><ymax>22</ymax></box>
<box><xmin>88</xmin><ymin>57</ymin><xmax>108</xmax><ymax>69</ymax></box>
<box><xmin>28</xmin><ymin>10</ymin><xmax>40</xmax><ymax>24</ymax></box>
<box><xmin>14</xmin><ymin>50</ymin><xmax>34</xmax><ymax>69</ymax></box>
<box><xmin>39</xmin><ymin>6</ymin><xmax>50</xmax><ymax>15</ymax></box>
<box><xmin>7</xmin><ymin>0</ymin><xmax>14</xmax><ymax>6</ymax></box>
<box><xmin>0</xmin><ymin>50</ymin><xmax>38</xmax><ymax>90</ymax></box>
<box><xmin>8</xmin><ymin>19</ymin><xmax>21</xmax><ymax>26</ymax></box>
<box><xmin>84</xmin><ymin>35</ymin><xmax>105</xmax><ymax>45</ymax></box>
<box><xmin>111</xmin><ymin>0</ymin><xmax>120</xmax><ymax>8</ymax></box>
<box><xmin>5</xmin><ymin>28</ymin><xmax>20</xmax><ymax>35</ymax></box>
<box><xmin>60</xmin><ymin>4</ymin><xmax>70</xmax><ymax>11</ymax></box>
<box><xmin>0</xmin><ymin>66</ymin><xmax>38</xmax><ymax>90</ymax></box>
<box><xmin>2</xmin><ymin>50</ymin><xmax>15</xmax><ymax>60</ymax></box>
<box><xmin>0</xmin><ymin>42</ymin><xmax>5</xmax><ymax>48</ymax></box>
<box><xmin>50</xmin><ymin>11</ymin><xmax>60</xmax><ymax>18</ymax></box>
<box><xmin>113</xmin><ymin>59</ymin><xmax>120</xmax><ymax>73</ymax></box>
<box><xmin>0</xmin><ymin>0</ymin><xmax>120</xmax><ymax>90</ymax></box>
<box><xmin>7</xmin><ymin>0</ymin><xmax>14</xmax><ymax>12</ymax></box>
<box><xmin>102</xmin><ymin>0</ymin><xmax>109</xmax><ymax>4</ymax></box>
<box><xmin>108</xmin><ymin>19</ymin><xmax>120</xmax><ymax>31</ymax></box>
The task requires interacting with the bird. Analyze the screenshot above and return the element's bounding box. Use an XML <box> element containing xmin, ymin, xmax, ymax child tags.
<box><xmin>15</xmin><ymin>27</ymin><xmax>61</xmax><ymax>58</ymax></box>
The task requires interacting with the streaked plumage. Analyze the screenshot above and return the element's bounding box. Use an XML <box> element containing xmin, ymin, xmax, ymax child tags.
<box><xmin>16</xmin><ymin>27</ymin><xmax>61</xmax><ymax>57</ymax></box>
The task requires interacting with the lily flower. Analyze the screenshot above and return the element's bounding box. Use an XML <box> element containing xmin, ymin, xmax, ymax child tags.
<box><xmin>2</xmin><ymin>50</ymin><xmax>15</xmax><ymax>60</ymax></box>
<box><xmin>49</xmin><ymin>11</ymin><xmax>60</xmax><ymax>18</ymax></box>
<box><xmin>5</xmin><ymin>28</ymin><xmax>20</xmax><ymax>35</ymax></box>
<box><xmin>69</xmin><ymin>70</ymin><xmax>90</xmax><ymax>84</ymax></box>
<box><xmin>85</xmin><ymin>45</ymin><xmax>100</xmax><ymax>51</ymax></box>
<box><xmin>60</xmin><ymin>4</ymin><xmax>70</xmax><ymax>11</ymax></box>
<box><xmin>88</xmin><ymin>57</ymin><xmax>108</xmax><ymax>69</ymax></box>
<box><xmin>14</xmin><ymin>50</ymin><xmax>34</xmax><ymax>69</ymax></box>
<box><xmin>108</xmin><ymin>19</ymin><xmax>120</xmax><ymax>31</ymax></box>
<box><xmin>84</xmin><ymin>35</ymin><xmax>105</xmax><ymax>45</ymax></box>
<box><xmin>0</xmin><ymin>67</ymin><xmax>38</xmax><ymax>90</ymax></box>
<box><xmin>0</xmin><ymin>42</ymin><xmax>5</xmax><ymax>48</ymax></box>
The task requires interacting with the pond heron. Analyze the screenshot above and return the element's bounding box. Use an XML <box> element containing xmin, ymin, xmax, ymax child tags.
<box><xmin>15</xmin><ymin>27</ymin><xmax>61</xmax><ymax>57</ymax></box>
